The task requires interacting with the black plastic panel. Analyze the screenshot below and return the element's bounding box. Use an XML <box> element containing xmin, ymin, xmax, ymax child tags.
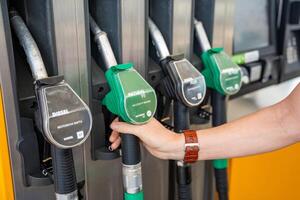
<box><xmin>11</xmin><ymin>0</ymin><xmax>58</xmax><ymax>76</ymax></box>
<box><xmin>18</xmin><ymin>118</ymin><xmax>52</xmax><ymax>186</ymax></box>
<box><xmin>89</xmin><ymin>0</ymin><xmax>122</xmax><ymax>160</ymax></box>
<box><xmin>278</xmin><ymin>0</ymin><xmax>300</xmax><ymax>82</ymax></box>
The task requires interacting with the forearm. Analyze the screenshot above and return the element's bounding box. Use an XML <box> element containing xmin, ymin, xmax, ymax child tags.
<box><xmin>109</xmin><ymin>85</ymin><xmax>300</xmax><ymax>161</ymax></box>
<box><xmin>196</xmin><ymin>98</ymin><xmax>300</xmax><ymax>160</ymax></box>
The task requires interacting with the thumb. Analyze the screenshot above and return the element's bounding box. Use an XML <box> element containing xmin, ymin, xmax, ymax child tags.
<box><xmin>110</xmin><ymin>120</ymin><xmax>140</xmax><ymax>136</ymax></box>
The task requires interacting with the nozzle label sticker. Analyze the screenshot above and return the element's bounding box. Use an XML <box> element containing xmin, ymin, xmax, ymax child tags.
<box><xmin>76</xmin><ymin>131</ymin><xmax>84</xmax><ymax>139</ymax></box>
<box><xmin>172</xmin><ymin>59</ymin><xmax>206</xmax><ymax>106</ymax></box>
<box><xmin>146</xmin><ymin>110</ymin><xmax>152</xmax><ymax>117</ymax></box>
<box><xmin>213</xmin><ymin>52</ymin><xmax>242</xmax><ymax>95</ymax></box>
<box><xmin>118</xmin><ymin>69</ymin><xmax>157</xmax><ymax>124</ymax></box>
<box><xmin>63</xmin><ymin>136</ymin><xmax>74</xmax><ymax>141</ymax></box>
<box><xmin>244</xmin><ymin>50</ymin><xmax>259</xmax><ymax>63</ymax></box>
<box><xmin>40</xmin><ymin>84</ymin><xmax>92</xmax><ymax>148</ymax></box>
<box><xmin>51</xmin><ymin>109</ymin><xmax>69</xmax><ymax>117</ymax></box>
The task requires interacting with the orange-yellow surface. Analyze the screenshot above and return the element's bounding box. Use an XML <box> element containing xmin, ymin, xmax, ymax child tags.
<box><xmin>229</xmin><ymin>143</ymin><xmax>300</xmax><ymax>200</ymax></box>
<box><xmin>0</xmin><ymin>89</ymin><xmax>14</xmax><ymax>200</ymax></box>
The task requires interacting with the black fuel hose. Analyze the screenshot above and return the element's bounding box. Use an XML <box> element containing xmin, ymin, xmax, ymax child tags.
<box><xmin>212</xmin><ymin>91</ymin><xmax>228</xmax><ymax>200</ymax></box>
<box><xmin>174</xmin><ymin>101</ymin><xmax>192</xmax><ymax>200</ymax></box>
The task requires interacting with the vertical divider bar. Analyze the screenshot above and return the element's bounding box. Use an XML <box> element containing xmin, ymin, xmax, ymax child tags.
<box><xmin>51</xmin><ymin>0</ymin><xmax>90</xmax><ymax>185</ymax></box>
<box><xmin>0</xmin><ymin>1</ymin><xmax>25</xmax><ymax>199</ymax></box>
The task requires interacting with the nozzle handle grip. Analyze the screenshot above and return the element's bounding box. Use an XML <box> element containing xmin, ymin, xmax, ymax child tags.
<box><xmin>177</xmin><ymin>164</ymin><xmax>192</xmax><ymax>200</ymax></box>
<box><xmin>51</xmin><ymin>147</ymin><xmax>77</xmax><ymax>195</ymax></box>
<box><xmin>178</xmin><ymin>183</ymin><xmax>192</xmax><ymax>200</ymax></box>
<box><xmin>121</xmin><ymin>133</ymin><xmax>141</xmax><ymax>165</ymax></box>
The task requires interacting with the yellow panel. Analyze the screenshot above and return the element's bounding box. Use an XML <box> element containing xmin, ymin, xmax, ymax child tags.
<box><xmin>229</xmin><ymin>144</ymin><xmax>300</xmax><ymax>200</ymax></box>
<box><xmin>0</xmin><ymin>88</ymin><xmax>14</xmax><ymax>200</ymax></box>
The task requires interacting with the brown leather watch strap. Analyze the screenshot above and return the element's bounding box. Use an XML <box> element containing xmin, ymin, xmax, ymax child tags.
<box><xmin>183</xmin><ymin>130</ymin><xmax>199</xmax><ymax>163</ymax></box>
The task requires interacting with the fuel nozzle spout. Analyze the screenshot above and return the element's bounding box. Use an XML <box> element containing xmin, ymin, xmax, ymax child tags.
<box><xmin>148</xmin><ymin>18</ymin><xmax>170</xmax><ymax>60</ymax></box>
<box><xmin>10</xmin><ymin>9</ymin><xmax>48</xmax><ymax>81</ymax></box>
<box><xmin>194</xmin><ymin>19</ymin><xmax>212</xmax><ymax>52</ymax></box>
<box><xmin>89</xmin><ymin>15</ymin><xmax>117</xmax><ymax>70</ymax></box>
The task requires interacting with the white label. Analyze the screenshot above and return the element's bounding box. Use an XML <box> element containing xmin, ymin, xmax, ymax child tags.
<box><xmin>197</xmin><ymin>93</ymin><xmax>202</xmax><ymax>100</ymax></box>
<box><xmin>146</xmin><ymin>110</ymin><xmax>152</xmax><ymax>117</ymax></box>
<box><xmin>127</xmin><ymin>90</ymin><xmax>146</xmax><ymax>98</ymax></box>
<box><xmin>245</xmin><ymin>51</ymin><xmax>259</xmax><ymax>63</ymax></box>
<box><xmin>63</xmin><ymin>136</ymin><xmax>74</xmax><ymax>141</ymax></box>
<box><xmin>77</xmin><ymin>131</ymin><xmax>84</xmax><ymax>139</ymax></box>
<box><xmin>57</xmin><ymin>120</ymin><xmax>83</xmax><ymax>129</ymax></box>
<box><xmin>52</xmin><ymin>109</ymin><xmax>69</xmax><ymax>117</ymax></box>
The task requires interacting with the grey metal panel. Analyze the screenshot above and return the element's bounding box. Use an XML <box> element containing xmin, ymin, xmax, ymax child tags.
<box><xmin>213</xmin><ymin>0</ymin><xmax>236</xmax><ymax>54</ymax></box>
<box><xmin>51</xmin><ymin>0</ymin><xmax>90</xmax><ymax>183</ymax></box>
<box><xmin>0</xmin><ymin>1</ymin><xmax>23</xmax><ymax>198</ymax></box>
<box><xmin>52</xmin><ymin>0</ymin><xmax>90</xmax><ymax>102</ymax></box>
<box><xmin>0</xmin><ymin>1</ymin><xmax>55</xmax><ymax>199</ymax></box>
<box><xmin>191</xmin><ymin>161</ymin><xmax>206</xmax><ymax>200</ymax></box>
<box><xmin>172</xmin><ymin>0</ymin><xmax>194</xmax><ymax>59</ymax></box>
<box><xmin>85</xmin><ymin>156</ymin><xmax>123</xmax><ymax>200</ymax></box>
<box><xmin>141</xmin><ymin>148</ymin><xmax>169</xmax><ymax>200</ymax></box>
<box><xmin>120</xmin><ymin>0</ymin><xmax>148</xmax><ymax>77</ymax></box>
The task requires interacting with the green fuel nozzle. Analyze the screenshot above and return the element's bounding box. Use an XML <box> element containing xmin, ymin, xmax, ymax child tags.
<box><xmin>90</xmin><ymin>15</ymin><xmax>157</xmax><ymax>200</ymax></box>
<box><xmin>194</xmin><ymin>19</ymin><xmax>242</xmax><ymax>95</ymax></box>
<box><xmin>201</xmin><ymin>48</ymin><xmax>242</xmax><ymax>95</ymax></box>
<box><xmin>102</xmin><ymin>63</ymin><xmax>157</xmax><ymax>125</ymax></box>
<box><xmin>90</xmin><ymin>16</ymin><xmax>157</xmax><ymax>124</ymax></box>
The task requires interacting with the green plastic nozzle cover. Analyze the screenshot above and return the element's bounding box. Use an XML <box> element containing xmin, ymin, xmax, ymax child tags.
<box><xmin>213</xmin><ymin>159</ymin><xmax>228</xmax><ymax>169</ymax></box>
<box><xmin>201</xmin><ymin>48</ymin><xmax>242</xmax><ymax>95</ymax></box>
<box><xmin>124</xmin><ymin>191</ymin><xmax>144</xmax><ymax>200</ymax></box>
<box><xmin>102</xmin><ymin>63</ymin><xmax>157</xmax><ymax>124</ymax></box>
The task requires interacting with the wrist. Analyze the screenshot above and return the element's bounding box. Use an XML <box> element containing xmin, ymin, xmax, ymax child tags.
<box><xmin>169</xmin><ymin>133</ymin><xmax>185</xmax><ymax>160</ymax></box>
<box><xmin>183</xmin><ymin>130</ymin><xmax>200</xmax><ymax>163</ymax></box>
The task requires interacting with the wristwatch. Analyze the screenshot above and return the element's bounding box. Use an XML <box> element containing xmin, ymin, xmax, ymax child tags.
<box><xmin>183</xmin><ymin>130</ymin><xmax>199</xmax><ymax>163</ymax></box>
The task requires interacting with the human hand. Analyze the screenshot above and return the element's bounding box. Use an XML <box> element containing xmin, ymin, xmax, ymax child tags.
<box><xmin>109</xmin><ymin>118</ymin><xmax>185</xmax><ymax>160</ymax></box>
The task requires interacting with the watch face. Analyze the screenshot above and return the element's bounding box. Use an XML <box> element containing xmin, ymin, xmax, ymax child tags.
<box><xmin>213</xmin><ymin>52</ymin><xmax>242</xmax><ymax>95</ymax></box>
<box><xmin>39</xmin><ymin>83</ymin><xmax>92</xmax><ymax>148</ymax></box>
<box><xmin>171</xmin><ymin>59</ymin><xmax>206</xmax><ymax>106</ymax></box>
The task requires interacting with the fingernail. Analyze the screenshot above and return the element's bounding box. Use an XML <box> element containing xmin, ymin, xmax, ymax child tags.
<box><xmin>108</xmin><ymin>146</ymin><xmax>113</xmax><ymax>151</ymax></box>
<box><xmin>110</xmin><ymin>123</ymin><xmax>116</xmax><ymax>129</ymax></box>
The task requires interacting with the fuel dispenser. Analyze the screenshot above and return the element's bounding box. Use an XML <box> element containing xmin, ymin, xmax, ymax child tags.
<box><xmin>194</xmin><ymin>19</ymin><xmax>242</xmax><ymax>200</ymax></box>
<box><xmin>10</xmin><ymin>10</ymin><xmax>92</xmax><ymax>200</ymax></box>
<box><xmin>89</xmin><ymin>15</ymin><xmax>157</xmax><ymax>200</ymax></box>
<box><xmin>278</xmin><ymin>0</ymin><xmax>300</xmax><ymax>82</ymax></box>
<box><xmin>148</xmin><ymin>17</ymin><xmax>206</xmax><ymax>200</ymax></box>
